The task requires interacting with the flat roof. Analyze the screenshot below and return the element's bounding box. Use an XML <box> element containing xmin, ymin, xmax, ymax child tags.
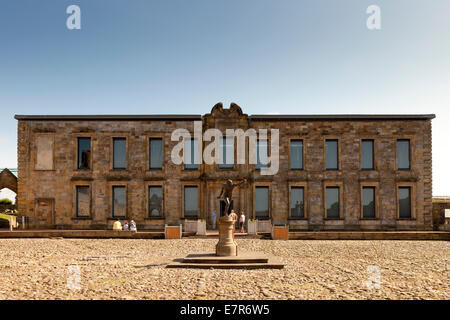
<box><xmin>15</xmin><ymin>114</ymin><xmax>435</xmax><ymax>121</ymax></box>
<box><xmin>14</xmin><ymin>115</ymin><xmax>202</xmax><ymax>121</ymax></box>
<box><xmin>249</xmin><ymin>114</ymin><xmax>436</xmax><ymax>121</ymax></box>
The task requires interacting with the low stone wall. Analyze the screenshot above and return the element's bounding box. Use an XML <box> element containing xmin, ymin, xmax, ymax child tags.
<box><xmin>432</xmin><ymin>197</ymin><xmax>450</xmax><ymax>230</ymax></box>
<box><xmin>0</xmin><ymin>204</ymin><xmax>15</xmax><ymax>213</ymax></box>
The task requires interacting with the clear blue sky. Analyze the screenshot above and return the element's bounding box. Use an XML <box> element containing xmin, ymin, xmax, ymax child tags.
<box><xmin>0</xmin><ymin>0</ymin><xmax>449</xmax><ymax>196</ymax></box>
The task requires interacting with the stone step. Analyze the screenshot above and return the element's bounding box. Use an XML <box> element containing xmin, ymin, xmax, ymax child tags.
<box><xmin>166</xmin><ymin>262</ymin><xmax>284</xmax><ymax>269</ymax></box>
<box><xmin>183</xmin><ymin>253</ymin><xmax>269</xmax><ymax>264</ymax></box>
<box><xmin>166</xmin><ymin>252</ymin><xmax>285</xmax><ymax>269</ymax></box>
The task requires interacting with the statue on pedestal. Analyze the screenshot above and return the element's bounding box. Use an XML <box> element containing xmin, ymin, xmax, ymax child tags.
<box><xmin>217</xmin><ymin>179</ymin><xmax>246</xmax><ymax>217</ymax></box>
<box><xmin>216</xmin><ymin>179</ymin><xmax>246</xmax><ymax>256</ymax></box>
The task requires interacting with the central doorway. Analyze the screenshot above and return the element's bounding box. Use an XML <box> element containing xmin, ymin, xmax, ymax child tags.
<box><xmin>220</xmin><ymin>200</ymin><xmax>233</xmax><ymax>217</ymax></box>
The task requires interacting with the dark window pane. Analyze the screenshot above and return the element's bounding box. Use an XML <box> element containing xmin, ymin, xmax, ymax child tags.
<box><xmin>256</xmin><ymin>140</ymin><xmax>268</xmax><ymax>169</ymax></box>
<box><xmin>326</xmin><ymin>187</ymin><xmax>340</xmax><ymax>218</ymax></box>
<box><xmin>398</xmin><ymin>187</ymin><xmax>411</xmax><ymax>218</ymax></box>
<box><xmin>255</xmin><ymin>187</ymin><xmax>269</xmax><ymax>218</ymax></box>
<box><xmin>77</xmin><ymin>138</ymin><xmax>91</xmax><ymax>169</ymax></box>
<box><xmin>362</xmin><ymin>187</ymin><xmax>376</xmax><ymax>218</ymax></box>
<box><xmin>184</xmin><ymin>186</ymin><xmax>198</xmax><ymax>217</ymax></box>
<box><xmin>397</xmin><ymin>140</ymin><xmax>410</xmax><ymax>170</ymax></box>
<box><xmin>184</xmin><ymin>139</ymin><xmax>199</xmax><ymax>170</ymax></box>
<box><xmin>361</xmin><ymin>140</ymin><xmax>374</xmax><ymax>170</ymax></box>
<box><xmin>290</xmin><ymin>187</ymin><xmax>304</xmax><ymax>218</ymax></box>
<box><xmin>150</xmin><ymin>138</ymin><xmax>162</xmax><ymax>169</ymax></box>
<box><xmin>148</xmin><ymin>186</ymin><xmax>162</xmax><ymax>217</ymax></box>
<box><xmin>219</xmin><ymin>137</ymin><xmax>234</xmax><ymax>168</ymax></box>
<box><xmin>113</xmin><ymin>138</ymin><xmax>127</xmax><ymax>169</ymax></box>
<box><xmin>76</xmin><ymin>186</ymin><xmax>90</xmax><ymax>217</ymax></box>
<box><xmin>326</xmin><ymin>140</ymin><xmax>338</xmax><ymax>170</ymax></box>
<box><xmin>112</xmin><ymin>186</ymin><xmax>126</xmax><ymax>217</ymax></box>
<box><xmin>290</xmin><ymin>140</ymin><xmax>303</xmax><ymax>169</ymax></box>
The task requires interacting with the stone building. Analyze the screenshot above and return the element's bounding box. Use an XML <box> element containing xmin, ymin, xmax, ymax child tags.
<box><xmin>15</xmin><ymin>103</ymin><xmax>434</xmax><ymax>230</ymax></box>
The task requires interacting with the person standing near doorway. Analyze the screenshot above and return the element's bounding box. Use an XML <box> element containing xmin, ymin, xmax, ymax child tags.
<box><xmin>239</xmin><ymin>211</ymin><xmax>246</xmax><ymax>233</ymax></box>
<box><xmin>211</xmin><ymin>210</ymin><xmax>217</xmax><ymax>230</ymax></box>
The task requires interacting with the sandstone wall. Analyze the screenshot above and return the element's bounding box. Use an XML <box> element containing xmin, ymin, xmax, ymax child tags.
<box><xmin>16</xmin><ymin>111</ymin><xmax>433</xmax><ymax>230</ymax></box>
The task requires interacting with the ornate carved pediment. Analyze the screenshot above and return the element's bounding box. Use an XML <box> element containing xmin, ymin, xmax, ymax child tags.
<box><xmin>209</xmin><ymin>102</ymin><xmax>246</xmax><ymax>118</ymax></box>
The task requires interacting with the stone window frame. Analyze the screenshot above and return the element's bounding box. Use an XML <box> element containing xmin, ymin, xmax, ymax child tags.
<box><xmin>108</xmin><ymin>182</ymin><xmax>128</xmax><ymax>219</ymax></box>
<box><xmin>288</xmin><ymin>137</ymin><xmax>305</xmax><ymax>171</ymax></box>
<box><xmin>145</xmin><ymin>181</ymin><xmax>165</xmax><ymax>219</ymax></box>
<box><xmin>145</xmin><ymin>134</ymin><xmax>164</xmax><ymax>171</ymax></box>
<box><xmin>33</xmin><ymin>132</ymin><xmax>56</xmax><ymax>171</ymax></box>
<box><xmin>255</xmin><ymin>138</ymin><xmax>270</xmax><ymax>170</ymax></box>
<box><xmin>72</xmin><ymin>183</ymin><xmax>92</xmax><ymax>219</ymax></box>
<box><xmin>359</xmin><ymin>182</ymin><xmax>379</xmax><ymax>220</ymax></box>
<box><xmin>396</xmin><ymin>182</ymin><xmax>416</xmax><ymax>220</ymax></box>
<box><xmin>183</xmin><ymin>136</ymin><xmax>200</xmax><ymax>171</ymax></box>
<box><xmin>323</xmin><ymin>181</ymin><xmax>344</xmax><ymax>220</ymax></box>
<box><xmin>252</xmin><ymin>182</ymin><xmax>271</xmax><ymax>220</ymax></box>
<box><xmin>323</xmin><ymin>137</ymin><xmax>341</xmax><ymax>171</ymax></box>
<box><xmin>395</xmin><ymin>136</ymin><xmax>414</xmax><ymax>171</ymax></box>
<box><xmin>110</xmin><ymin>135</ymin><xmax>129</xmax><ymax>171</ymax></box>
<box><xmin>218</xmin><ymin>136</ymin><xmax>235</xmax><ymax>170</ymax></box>
<box><xmin>75</xmin><ymin>134</ymin><xmax>93</xmax><ymax>171</ymax></box>
<box><xmin>359</xmin><ymin>138</ymin><xmax>377</xmax><ymax>171</ymax></box>
<box><xmin>288</xmin><ymin>181</ymin><xmax>308</xmax><ymax>220</ymax></box>
<box><xmin>181</xmin><ymin>182</ymin><xmax>201</xmax><ymax>219</ymax></box>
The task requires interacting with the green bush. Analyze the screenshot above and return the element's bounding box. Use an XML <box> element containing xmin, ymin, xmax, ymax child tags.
<box><xmin>0</xmin><ymin>198</ymin><xmax>13</xmax><ymax>205</ymax></box>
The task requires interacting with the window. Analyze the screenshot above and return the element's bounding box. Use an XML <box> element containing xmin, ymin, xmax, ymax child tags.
<box><xmin>362</xmin><ymin>187</ymin><xmax>376</xmax><ymax>218</ymax></box>
<box><xmin>76</xmin><ymin>186</ymin><xmax>90</xmax><ymax>217</ymax></box>
<box><xmin>325</xmin><ymin>140</ymin><xmax>338</xmax><ymax>170</ymax></box>
<box><xmin>219</xmin><ymin>137</ymin><xmax>234</xmax><ymax>169</ymax></box>
<box><xmin>255</xmin><ymin>186</ymin><xmax>269</xmax><ymax>218</ymax></box>
<box><xmin>398</xmin><ymin>187</ymin><xmax>411</xmax><ymax>218</ymax></box>
<box><xmin>112</xmin><ymin>186</ymin><xmax>126</xmax><ymax>217</ymax></box>
<box><xmin>290</xmin><ymin>187</ymin><xmax>304</xmax><ymax>218</ymax></box>
<box><xmin>184</xmin><ymin>186</ymin><xmax>198</xmax><ymax>217</ymax></box>
<box><xmin>113</xmin><ymin>138</ymin><xmax>127</xmax><ymax>169</ymax></box>
<box><xmin>184</xmin><ymin>139</ymin><xmax>199</xmax><ymax>170</ymax></box>
<box><xmin>361</xmin><ymin>140</ymin><xmax>374</xmax><ymax>170</ymax></box>
<box><xmin>397</xmin><ymin>139</ymin><xmax>410</xmax><ymax>170</ymax></box>
<box><xmin>256</xmin><ymin>140</ymin><xmax>268</xmax><ymax>169</ymax></box>
<box><xmin>77</xmin><ymin>138</ymin><xmax>91</xmax><ymax>169</ymax></box>
<box><xmin>149</xmin><ymin>138</ymin><xmax>162</xmax><ymax>169</ymax></box>
<box><xmin>290</xmin><ymin>140</ymin><xmax>303</xmax><ymax>170</ymax></box>
<box><xmin>148</xmin><ymin>186</ymin><xmax>162</xmax><ymax>217</ymax></box>
<box><xmin>326</xmin><ymin>187</ymin><xmax>340</xmax><ymax>218</ymax></box>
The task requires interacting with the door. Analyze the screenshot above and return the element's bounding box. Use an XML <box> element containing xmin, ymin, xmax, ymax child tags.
<box><xmin>35</xmin><ymin>198</ymin><xmax>55</xmax><ymax>227</ymax></box>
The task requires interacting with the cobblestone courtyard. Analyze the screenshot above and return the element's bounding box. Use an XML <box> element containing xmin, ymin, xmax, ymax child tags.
<box><xmin>0</xmin><ymin>239</ymin><xmax>448</xmax><ymax>300</ymax></box>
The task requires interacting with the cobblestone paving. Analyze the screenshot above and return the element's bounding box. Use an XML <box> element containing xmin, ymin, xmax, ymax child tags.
<box><xmin>0</xmin><ymin>239</ymin><xmax>448</xmax><ymax>300</ymax></box>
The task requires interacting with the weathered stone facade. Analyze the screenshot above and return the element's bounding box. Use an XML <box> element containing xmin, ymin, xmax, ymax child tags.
<box><xmin>16</xmin><ymin>103</ymin><xmax>434</xmax><ymax>230</ymax></box>
<box><xmin>432</xmin><ymin>197</ymin><xmax>450</xmax><ymax>229</ymax></box>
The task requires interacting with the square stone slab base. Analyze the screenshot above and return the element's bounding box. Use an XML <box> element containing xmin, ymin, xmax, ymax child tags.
<box><xmin>166</xmin><ymin>252</ymin><xmax>284</xmax><ymax>269</ymax></box>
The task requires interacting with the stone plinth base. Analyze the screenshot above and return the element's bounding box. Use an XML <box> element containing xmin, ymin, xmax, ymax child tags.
<box><xmin>216</xmin><ymin>216</ymin><xmax>237</xmax><ymax>256</ymax></box>
<box><xmin>167</xmin><ymin>252</ymin><xmax>284</xmax><ymax>269</ymax></box>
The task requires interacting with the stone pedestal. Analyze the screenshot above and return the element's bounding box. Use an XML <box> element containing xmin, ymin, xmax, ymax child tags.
<box><xmin>216</xmin><ymin>216</ymin><xmax>238</xmax><ymax>256</ymax></box>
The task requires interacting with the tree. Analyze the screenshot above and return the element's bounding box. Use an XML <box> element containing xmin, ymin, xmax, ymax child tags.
<box><xmin>0</xmin><ymin>198</ymin><xmax>13</xmax><ymax>205</ymax></box>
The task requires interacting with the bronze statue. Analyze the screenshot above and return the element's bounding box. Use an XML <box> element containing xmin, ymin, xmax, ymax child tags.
<box><xmin>217</xmin><ymin>179</ymin><xmax>246</xmax><ymax>216</ymax></box>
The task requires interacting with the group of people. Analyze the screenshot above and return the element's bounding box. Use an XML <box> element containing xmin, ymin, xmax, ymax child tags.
<box><xmin>211</xmin><ymin>209</ymin><xmax>246</xmax><ymax>233</ymax></box>
<box><xmin>113</xmin><ymin>219</ymin><xmax>137</xmax><ymax>231</ymax></box>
